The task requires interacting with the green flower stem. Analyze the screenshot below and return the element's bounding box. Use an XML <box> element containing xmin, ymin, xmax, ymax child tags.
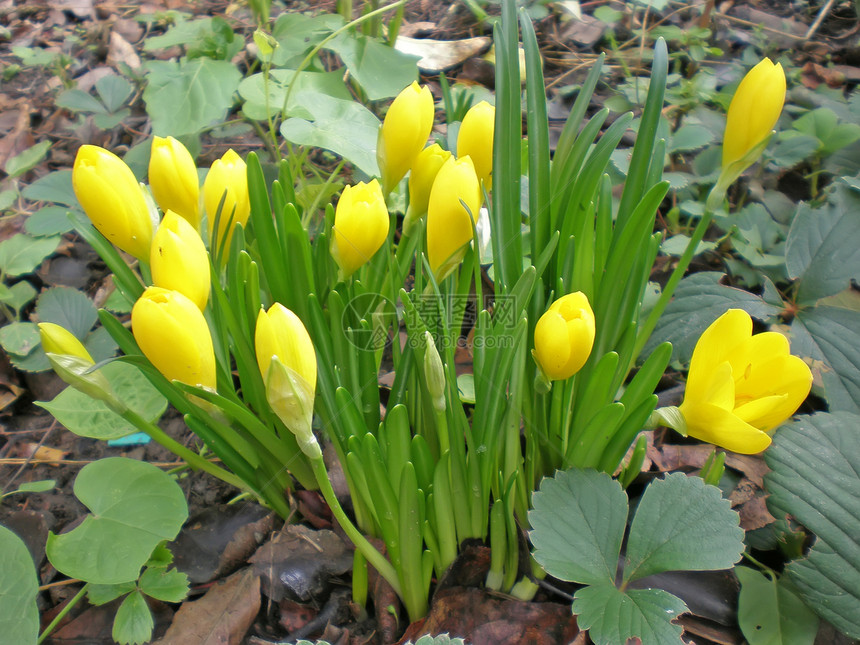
<box><xmin>38</xmin><ymin>583</ymin><xmax>89</xmax><ymax>644</ymax></box>
<box><xmin>309</xmin><ymin>453</ymin><xmax>402</xmax><ymax>597</ymax></box>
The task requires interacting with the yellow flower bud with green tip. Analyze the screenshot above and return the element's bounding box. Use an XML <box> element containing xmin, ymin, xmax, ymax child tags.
<box><xmin>405</xmin><ymin>143</ymin><xmax>452</xmax><ymax>232</ymax></box>
<box><xmin>426</xmin><ymin>155</ymin><xmax>481</xmax><ymax>281</ymax></box>
<box><xmin>151</xmin><ymin>210</ymin><xmax>210</xmax><ymax>311</ymax></box>
<box><xmin>457</xmin><ymin>100</ymin><xmax>495</xmax><ymax>189</ymax></box>
<box><xmin>255</xmin><ymin>304</ymin><xmax>319</xmax><ymax>458</ymax></box>
<box><xmin>677</xmin><ymin>309</ymin><xmax>811</xmax><ymax>454</ymax></box>
<box><xmin>38</xmin><ymin>322</ymin><xmax>93</xmax><ymax>363</ymax></box>
<box><xmin>203</xmin><ymin>149</ymin><xmax>249</xmax><ymax>255</ymax></box>
<box><xmin>377</xmin><ymin>81</ymin><xmax>434</xmax><ymax>194</ymax></box>
<box><xmin>72</xmin><ymin>145</ymin><xmax>154</xmax><ymax>261</ymax></box>
<box><xmin>149</xmin><ymin>136</ymin><xmax>200</xmax><ymax>230</ymax></box>
<box><xmin>532</xmin><ymin>291</ymin><xmax>595</xmax><ymax>382</ymax></box>
<box><xmin>330</xmin><ymin>179</ymin><xmax>389</xmax><ymax>278</ymax></box>
<box><xmin>132</xmin><ymin>287</ymin><xmax>216</xmax><ymax>389</ymax></box>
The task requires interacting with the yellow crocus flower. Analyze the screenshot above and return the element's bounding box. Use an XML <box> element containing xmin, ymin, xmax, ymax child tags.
<box><xmin>149</xmin><ymin>136</ymin><xmax>201</xmax><ymax>230</ymax></box>
<box><xmin>330</xmin><ymin>179</ymin><xmax>389</xmax><ymax>278</ymax></box>
<box><xmin>532</xmin><ymin>292</ymin><xmax>595</xmax><ymax>381</ymax></box>
<box><xmin>203</xmin><ymin>149</ymin><xmax>249</xmax><ymax>255</ymax></box>
<box><xmin>457</xmin><ymin>100</ymin><xmax>495</xmax><ymax>189</ymax></box>
<box><xmin>377</xmin><ymin>82</ymin><xmax>434</xmax><ymax>194</ymax></box>
<box><xmin>39</xmin><ymin>323</ymin><xmax>93</xmax><ymax>363</ymax></box>
<box><xmin>150</xmin><ymin>210</ymin><xmax>210</xmax><ymax>311</ymax></box>
<box><xmin>405</xmin><ymin>143</ymin><xmax>452</xmax><ymax>232</ymax></box>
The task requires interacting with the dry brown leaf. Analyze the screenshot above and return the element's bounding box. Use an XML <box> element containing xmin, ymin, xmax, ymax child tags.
<box><xmin>108</xmin><ymin>30</ymin><xmax>141</xmax><ymax>70</ymax></box>
<box><xmin>394</xmin><ymin>36</ymin><xmax>492</xmax><ymax>73</ymax></box>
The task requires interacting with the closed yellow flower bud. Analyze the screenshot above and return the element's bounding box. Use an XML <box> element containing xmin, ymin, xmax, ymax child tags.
<box><xmin>405</xmin><ymin>143</ymin><xmax>452</xmax><ymax>229</ymax></box>
<box><xmin>39</xmin><ymin>323</ymin><xmax>93</xmax><ymax>363</ymax></box>
<box><xmin>331</xmin><ymin>179</ymin><xmax>389</xmax><ymax>278</ymax></box>
<box><xmin>457</xmin><ymin>101</ymin><xmax>495</xmax><ymax>188</ymax></box>
<box><xmin>72</xmin><ymin>145</ymin><xmax>154</xmax><ymax>261</ymax></box>
<box><xmin>678</xmin><ymin>309</ymin><xmax>811</xmax><ymax>454</ymax></box>
<box><xmin>203</xmin><ymin>149</ymin><xmax>249</xmax><ymax>254</ymax></box>
<box><xmin>132</xmin><ymin>287</ymin><xmax>216</xmax><ymax>389</ymax></box>
<box><xmin>426</xmin><ymin>156</ymin><xmax>481</xmax><ymax>280</ymax></box>
<box><xmin>255</xmin><ymin>304</ymin><xmax>318</xmax><ymax>457</ymax></box>
<box><xmin>533</xmin><ymin>292</ymin><xmax>595</xmax><ymax>381</ymax></box>
<box><xmin>151</xmin><ymin>210</ymin><xmax>210</xmax><ymax>311</ymax></box>
<box><xmin>149</xmin><ymin>136</ymin><xmax>200</xmax><ymax>229</ymax></box>
<box><xmin>377</xmin><ymin>82</ymin><xmax>434</xmax><ymax>194</ymax></box>
<box><xmin>722</xmin><ymin>59</ymin><xmax>786</xmax><ymax>174</ymax></box>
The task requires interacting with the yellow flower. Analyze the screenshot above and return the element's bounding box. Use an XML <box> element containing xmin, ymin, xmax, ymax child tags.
<box><xmin>255</xmin><ymin>304</ymin><xmax>318</xmax><ymax>457</ymax></box>
<box><xmin>405</xmin><ymin>143</ymin><xmax>452</xmax><ymax>231</ymax></box>
<box><xmin>377</xmin><ymin>81</ymin><xmax>434</xmax><ymax>194</ymax></box>
<box><xmin>39</xmin><ymin>323</ymin><xmax>93</xmax><ymax>363</ymax></box>
<box><xmin>151</xmin><ymin>210</ymin><xmax>210</xmax><ymax>311</ymax></box>
<box><xmin>331</xmin><ymin>179</ymin><xmax>389</xmax><ymax>278</ymax></box>
<box><xmin>457</xmin><ymin>101</ymin><xmax>495</xmax><ymax>188</ymax></box>
<box><xmin>426</xmin><ymin>156</ymin><xmax>481</xmax><ymax>280</ymax></box>
<box><xmin>149</xmin><ymin>136</ymin><xmax>200</xmax><ymax>229</ymax></box>
<box><xmin>679</xmin><ymin>309</ymin><xmax>811</xmax><ymax>454</ymax></box>
<box><xmin>721</xmin><ymin>59</ymin><xmax>786</xmax><ymax>176</ymax></box>
<box><xmin>203</xmin><ymin>149</ymin><xmax>249</xmax><ymax>254</ymax></box>
<box><xmin>132</xmin><ymin>287</ymin><xmax>216</xmax><ymax>389</ymax></box>
<box><xmin>72</xmin><ymin>145</ymin><xmax>154</xmax><ymax>261</ymax></box>
<box><xmin>532</xmin><ymin>292</ymin><xmax>595</xmax><ymax>381</ymax></box>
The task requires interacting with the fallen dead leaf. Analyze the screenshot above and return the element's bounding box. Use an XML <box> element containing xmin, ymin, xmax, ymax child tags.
<box><xmin>394</xmin><ymin>36</ymin><xmax>492</xmax><ymax>73</ymax></box>
<box><xmin>108</xmin><ymin>30</ymin><xmax>141</xmax><ymax>70</ymax></box>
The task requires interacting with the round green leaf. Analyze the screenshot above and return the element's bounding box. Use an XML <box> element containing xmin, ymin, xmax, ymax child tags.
<box><xmin>112</xmin><ymin>590</ymin><xmax>154</xmax><ymax>645</ymax></box>
<box><xmin>0</xmin><ymin>525</ymin><xmax>39</xmax><ymax>644</ymax></box>
<box><xmin>25</xmin><ymin>206</ymin><xmax>76</xmax><ymax>237</ymax></box>
<box><xmin>36</xmin><ymin>286</ymin><xmax>98</xmax><ymax>340</ymax></box>
<box><xmin>736</xmin><ymin>567</ymin><xmax>819</xmax><ymax>645</ymax></box>
<box><xmin>46</xmin><ymin>457</ymin><xmax>188</xmax><ymax>584</ymax></box>
<box><xmin>0</xmin><ymin>233</ymin><xmax>60</xmax><ymax>276</ymax></box>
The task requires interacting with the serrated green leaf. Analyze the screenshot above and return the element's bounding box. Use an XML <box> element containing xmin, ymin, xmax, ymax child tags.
<box><xmin>280</xmin><ymin>92</ymin><xmax>381</xmax><ymax>177</ymax></box>
<box><xmin>237</xmin><ymin>69</ymin><xmax>351</xmax><ymax>120</ymax></box>
<box><xmin>5</xmin><ymin>140</ymin><xmax>51</xmax><ymax>178</ymax></box>
<box><xmin>623</xmin><ymin>473</ymin><xmax>743</xmax><ymax>582</ymax></box>
<box><xmin>530</xmin><ymin>469</ymin><xmax>627</xmax><ymax>586</ymax></box>
<box><xmin>88</xmin><ymin>581</ymin><xmax>136</xmax><ymax>606</ymax></box>
<box><xmin>36</xmin><ymin>286</ymin><xmax>97</xmax><ymax>339</ymax></box>
<box><xmin>765</xmin><ymin>413</ymin><xmax>860</xmax><ymax>638</ymax></box>
<box><xmin>646</xmin><ymin>272</ymin><xmax>782</xmax><ymax>363</ymax></box>
<box><xmin>770</xmin><ymin>134</ymin><xmax>820</xmax><ymax>168</ymax></box>
<box><xmin>93</xmin><ymin>109</ymin><xmax>131</xmax><ymax>130</ymax></box>
<box><xmin>785</xmin><ymin>183</ymin><xmax>860</xmax><ymax>304</ymax></box>
<box><xmin>791</xmin><ymin>306</ymin><xmax>860</xmax><ymax>414</ymax></box>
<box><xmin>0</xmin><ymin>525</ymin><xmax>39</xmax><ymax>645</ymax></box>
<box><xmin>736</xmin><ymin>567</ymin><xmax>819</xmax><ymax>645</ymax></box>
<box><xmin>46</xmin><ymin>457</ymin><xmax>187</xmax><ymax>585</ymax></box>
<box><xmin>0</xmin><ymin>281</ymin><xmax>37</xmax><ymax>315</ymax></box>
<box><xmin>668</xmin><ymin>124</ymin><xmax>714</xmax><ymax>153</ymax></box>
<box><xmin>0</xmin><ymin>233</ymin><xmax>60</xmax><ymax>276</ymax></box>
<box><xmin>143</xmin><ymin>58</ymin><xmax>242</xmax><ymax>137</ymax></box>
<box><xmin>83</xmin><ymin>325</ymin><xmax>118</xmax><ymax>362</ymax></box>
<box><xmin>143</xmin><ymin>16</ymin><xmax>212</xmax><ymax>50</ymax></box>
<box><xmin>0</xmin><ymin>321</ymin><xmax>40</xmax><ymax>356</ymax></box>
<box><xmin>113</xmin><ymin>590</ymin><xmax>153</xmax><ymax>645</ymax></box>
<box><xmin>56</xmin><ymin>88</ymin><xmax>107</xmax><ymax>113</ymax></box>
<box><xmin>25</xmin><ymin>206</ymin><xmax>76</xmax><ymax>237</ymax></box>
<box><xmin>139</xmin><ymin>566</ymin><xmax>188</xmax><ymax>603</ymax></box>
<box><xmin>21</xmin><ymin>170</ymin><xmax>78</xmax><ymax>206</ymax></box>
<box><xmin>573</xmin><ymin>583</ymin><xmax>687</xmax><ymax>645</ymax></box>
<box><xmin>95</xmin><ymin>74</ymin><xmax>134</xmax><ymax>112</ymax></box>
<box><xmin>104</xmin><ymin>287</ymin><xmax>134</xmax><ymax>314</ymax></box>
<box><xmin>326</xmin><ymin>33</ymin><xmax>419</xmax><ymax>101</ymax></box>
<box><xmin>36</xmin><ymin>361</ymin><xmax>167</xmax><ymax>440</ymax></box>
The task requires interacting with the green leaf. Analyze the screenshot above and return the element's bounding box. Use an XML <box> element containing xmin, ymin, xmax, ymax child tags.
<box><xmin>37</xmin><ymin>361</ymin><xmax>167</xmax><ymax>440</ymax></box>
<box><xmin>793</xmin><ymin>108</ymin><xmax>860</xmax><ymax>156</ymax></box>
<box><xmin>573</xmin><ymin>582</ymin><xmax>687</xmax><ymax>645</ymax></box>
<box><xmin>93</xmin><ymin>109</ymin><xmax>131</xmax><ymax>130</ymax></box>
<box><xmin>88</xmin><ymin>581</ymin><xmax>136</xmax><ymax>606</ymax></box>
<box><xmin>143</xmin><ymin>58</ymin><xmax>242</xmax><ymax>137</ymax></box>
<box><xmin>96</xmin><ymin>74</ymin><xmax>134</xmax><ymax>112</ymax></box>
<box><xmin>46</xmin><ymin>457</ymin><xmax>188</xmax><ymax>585</ymax></box>
<box><xmin>668</xmin><ymin>124</ymin><xmax>714</xmax><ymax>153</ymax></box>
<box><xmin>326</xmin><ymin>33</ymin><xmax>419</xmax><ymax>101</ymax></box>
<box><xmin>407</xmin><ymin>636</ymin><xmax>467</xmax><ymax>645</ymax></box>
<box><xmin>113</xmin><ymin>590</ymin><xmax>154</xmax><ymax>645</ymax></box>
<box><xmin>0</xmin><ymin>321</ymin><xmax>40</xmax><ymax>356</ymax></box>
<box><xmin>270</xmin><ymin>12</ymin><xmax>343</xmax><ymax>65</ymax></box>
<box><xmin>770</xmin><ymin>134</ymin><xmax>820</xmax><ymax>168</ymax></box>
<box><xmin>0</xmin><ymin>189</ymin><xmax>17</xmax><ymax>211</ymax></box>
<box><xmin>0</xmin><ymin>233</ymin><xmax>60</xmax><ymax>276</ymax></box>
<box><xmin>83</xmin><ymin>325</ymin><xmax>119</xmax><ymax>362</ymax></box>
<box><xmin>660</xmin><ymin>233</ymin><xmax>716</xmax><ymax>257</ymax></box>
<box><xmin>138</xmin><ymin>566</ymin><xmax>188</xmax><ymax>603</ymax></box>
<box><xmin>765</xmin><ymin>412</ymin><xmax>860</xmax><ymax>638</ymax></box>
<box><xmin>280</xmin><ymin>91</ymin><xmax>381</xmax><ymax>177</ymax></box>
<box><xmin>736</xmin><ymin>567</ymin><xmax>819</xmax><ymax>645</ymax></box>
<box><xmin>104</xmin><ymin>287</ymin><xmax>134</xmax><ymax>314</ymax></box>
<box><xmin>646</xmin><ymin>272</ymin><xmax>782</xmax><ymax>363</ymax></box>
<box><xmin>785</xmin><ymin>183</ymin><xmax>860</xmax><ymax>304</ymax></box>
<box><xmin>238</xmin><ymin>69</ymin><xmax>351</xmax><ymax>120</ymax></box>
<box><xmin>623</xmin><ymin>473</ymin><xmax>743</xmax><ymax>582</ymax></box>
<box><xmin>14</xmin><ymin>479</ymin><xmax>56</xmax><ymax>493</ymax></box>
<box><xmin>21</xmin><ymin>170</ymin><xmax>78</xmax><ymax>206</ymax></box>
<box><xmin>56</xmin><ymin>88</ymin><xmax>107</xmax><ymax>114</ymax></box>
<box><xmin>0</xmin><ymin>281</ymin><xmax>37</xmax><ymax>316</ymax></box>
<box><xmin>791</xmin><ymin>306</ymin><xmax>860</xmax><ymax>414</ymax></box>
<box><xmin>36</xmin><ymin>286</ymin><xmax>97</xmax><ymax>339</ymax></box>
<box><xmin>0</xmin><ymin>525</ymin><xmax>39</xmax><ymax>645</ymax></box>
<box><xmin>529</xmin><ymin>468</ymin><xmax>627</xmax><ymax>586</ymax></box>
<box><xmin>25</xmin><ymin>206</ymin><xmax>76</xmax><ymax>237</ymax></box>
<box><xmin>5</xmin><ymin>140</ymin><xmax>51</xmax><ymax>178</ymax></box>
<box><xmin>143</xmin><ymin>16</ymin><xmax>213</xmax><ymax>51</ymax></box>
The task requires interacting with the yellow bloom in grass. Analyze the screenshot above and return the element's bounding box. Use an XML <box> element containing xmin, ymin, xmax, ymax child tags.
<box><xmin>426</xmin><ymin>156</ymin><xmax>481</xmax><ymax>281</ymax></box>
<box><xmin>151</xmin><ymin>210</ymin><xmax>210</xmax><ymax>311</ymax></box>
<box><xmin>721</xmin><ymin>59</ymin><xmax>786</xmax><ymax>180</ymax></box>
<box><xmin>331</xmin><ymin>179</ymin><xmax>389</xmax><ymax>278</ymax></box>
<box><xmin>203</xmin><ymin>149</ymin><xmax>249</xmax><ymax>255</ymax></box>
<box><xmin>405</xmin><ymin>143</ymin><xmax>452</xmax><ymax>231</ymax></box>
<box><xmin>532</xmin><ymin>292</ymin><xmax>595</xmax><ymax>381</ymax></box>
<box><xmin>72</xmin><ymin>145</ymin><xmax>154</xmax><ymax>261</ymax></box>
<box><xmin>39</xmin><ymin>323</ymin><xmax>93</xmax><ymax>363</ymax></box>
<box><xmin>149</xmin><ymin>136</ymin><xmax>200</xmax><ymax>229</ymax></box>
<box><xmin>457</xmin><ymin>100</ymin><xmax>495</xmax><ymax>189</ymax></box>
<box><xmin>132</xmin><ymin>287</ymin><xmax>216</xmax><ymax>389</ymax></box>
<box><xmin>679</xmin><ymin>309</ymin><xmax>811</xmax><ymax>454</ymax></box>
<box><xmin>255</xmin><ymin>304</ymin><xmax>318</xmax><ymax>457</ymax></box>
<box><xmin>377</xmin><ymin>81</ymin><xmax>434</xmax><ymax>194</ymax></box>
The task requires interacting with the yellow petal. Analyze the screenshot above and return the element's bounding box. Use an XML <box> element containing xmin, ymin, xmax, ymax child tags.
<box><xmin>150</xmin><ymin>210</ymin><xmax>210</xmax><ymax>310</ymax></box>
<box><xmin>679</xmin><ymin>401</ymin><xmax>772</xmax><ymax>454</ymax></box>
<box><xmin>331</xmin><ymin>179</ymin><xmax>389</xmax><ymax>277</ymax></box>
<box><xmin>38</xmin><ymin>323</ymin><xmax>93</xmax><ymax>363</ymax></box>
<box><xmin>686</xmin><ymin>309</ymin><xmax>751</xmax><ymax>399</ymax></box>
<box><xmin>378</xmin><ymin>82</ymin><xmax>434</xmax><ymax>193</ymax></box>
<box><xmin>533</xmin><ymin>310</ymin><xmax>571</xmax><ymax>380</ymax></box>
<box><xmin>426</xmin><ymin>156</ymin><xmax>481</xmax><ymax>279</ymax></box>
<box><xmin>149</xmin><ymin>136</ymin><xmax>200</xmax><ymax>229</ymax></box>
<box><xmin>457</xmin><ymin>101</ymin><xmax>495</xmax><ymax>188</ymax></box>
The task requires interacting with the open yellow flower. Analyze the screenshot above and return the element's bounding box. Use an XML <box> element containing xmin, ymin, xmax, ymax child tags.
<box><xmin>151</xmin><ymin>210</ymin><xmax>210</xmax><ymax>311</ymax></box>
<box><xmin>532</xmin><ymin>292</ymin><xmax>595</xmax><ymax>381</ymax></box>
<box><xmin>679</xmin><ymin>309</ymin><xmax>811</xmax><ymax>454</ymax></box>
<box><xmin>203</xmin><ymin>149</ymin><xmax>249</xmax><ymax>255</ymax></box>
<box><xmin>330</xmin><ymin>179</ymin><xmax>389</xmax><ymax>278</ymax></box>
<box><xmin>149</xmin><ymin>136</ymin><xmax>200</xmax><ymax>229</ymax></box>
<box><xmin>457</xmin><ymin>101</ymin><xmax>495</xmax><ymax>189</ymax></box>
<box><xmin>377</xmin><ymin>82</ymin><xmax>434</xmax><ymax>194</ymax></box>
